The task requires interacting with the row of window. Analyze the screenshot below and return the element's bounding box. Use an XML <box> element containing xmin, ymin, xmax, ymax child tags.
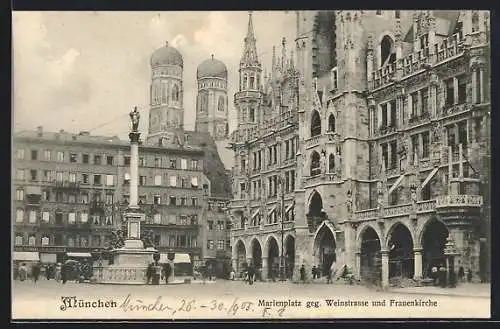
<box><xmin>207</xmin><ymin>220</ymin><xmax>227</xmax><ymax>232</ymax></box>
<box><xmin>15</xmin><ymin>149</ymin><xmax>200</xmax><ymax>171</ymax></box>
<box><xmin>198</xmin><ymin>93</ymin><xmax>226</xmax><ymax>113</ymax></box>
<box><xmin>136</xmin><ymin>174</ymin><xmax>199</xmax><ymax>188</ymax></box>
<box><xmin>239</xmin><ymin>170</ymin><xmax>296</xmax><ymax>199</ymax></box>
<box><xmin>310</xmin><ymin>111</ymin><xmax>336</xmax><ymax>137</ymax></box>
<box><xmin>145</xmin><ymin>195</ymin><xmax>200</xmax><ymax>207</ymax></box>
<box><xmin>198</xmin><ymin>80</ymin><xmax>227</xmax><ymax>90</ymax></box>
<box><xmin>240</xmin><ymin>72</ymin><xmax>261</xmax><ymax>92</ymax></box>
<box><xmin>310</xmin><ymin>152</ymin><xmax>340</xmax><ymax>176</ymax></box>
<box><xmin>147</xmin><ymin>213</ymin><xmax>198</xmax><ymax>226</ymax></box>
<box><xmin>14</xmin><ymin>235</ymin><xmax>103</xmax><ymax>247</ymax></box>
<box><xmin>151</xmin><ymin>82</ymin><xmax>180</xmax><ymax>106</ymax></box>
<box><xmin>14</xmin><ymin>209</ymin><xmax>114</xmax><ymax>226</ymax></box>
<box><xmin>207</xmin><ymin>239</ymin><xmax>229</xmax><ymax>251</ymax></box>
<box><xmin>241</xmin><ymin>137</ymin><xmax>298</xmax><ymax>173</ymax></box>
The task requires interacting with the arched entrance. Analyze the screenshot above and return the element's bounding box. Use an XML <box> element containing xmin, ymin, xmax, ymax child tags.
<box><xmin>387</xmin><ymin>223</ymin><xmax>414</xmax><ymax>279</ymax></box>
<box><xmin>235</xmin><ymin>240</ymin><xmax>246</xmax><ymax>274</ymax></box>
<box><xmin>285</xmin><ymin>235</ymin><xmax>295</xmax><ymax>279</ymax></box>
<box><xmin>360</xmin><ymin>226</ymin><xmax>382</xmax><ymax>282</ymax></box>
<box><xmin>314</xmin><ymin>224</ymin><xmax>336</xmax><ymax>277</ymax></box>
<box><xmin>251</xmin><ymin>239</ymin><xmax>262</xmax><ymax>269</ymax></box>
<box><xmin>267</xmin><ymin>237</ymin><xmax>280</xmax><ymax>280</ymax></box>
<box><xmin>421</xmin><ymin>219</ymin><xmax>449</xmax><ymax>278</ymax></box>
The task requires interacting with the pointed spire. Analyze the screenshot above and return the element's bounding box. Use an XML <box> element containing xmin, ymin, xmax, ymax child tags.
<box><xmin>281</xmin><ymin>37</ymin><xmax>287</xmax><ymax>71</ymax></box>
<box><xmin>272</xmin><ymin>45</ymin><xmax>276</xmax><ymax>72</ymax></box>
<box><xmin>241</xmin><ymin>11</ymin><xmax>259</xmax><ymax>66</ymax></box>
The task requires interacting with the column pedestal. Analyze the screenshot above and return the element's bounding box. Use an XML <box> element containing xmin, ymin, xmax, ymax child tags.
<box><xmin>355</xmin><ymin>252</ymin><xmax>361</xmax><ymax>279</ymax></box>
<box><xmin>413</xmin><ymin>248</ymin><xmax>423</xmax><ymax>280</ymax></box>
<box><xmin>381</xmin><ymin>250</ymin><xmax>389</xmax><ymax>290</ymax></box>
<box><xmin>261</xmin><ymin>256</ymin><xmax>268</xmax><ymax>280</ymax></box>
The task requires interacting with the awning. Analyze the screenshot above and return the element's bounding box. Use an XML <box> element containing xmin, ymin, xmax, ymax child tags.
<box><xmin>421</xmin><ymin>167</ymin><xmax>440</xmax><ymax>190</ymax></box>
<box><xmin>66</xmin><ymin>252</ymin><xmax>92</xmax><ymax>258</ymax></box>
<box><xmin>285</xmin><ymin>202</ymin><xmax>295</xmax><ymax>213</ymax></box>
<box><xmin>251</xmin><ymin>209</ymin><xmax>260</xmax><ymax>219</ymax></box>
<box><xmin>13</xmin><ymin>251</ymin><xmax>39</xmax><ymax>261</ymax></box>
<box><xmin>388</xmin><ymin>174</ymin><xmax>405</xmax><ymax>195</ymax></box>
<box><xmin>158</xmin><ymin>253</ymin><xmax>192</xmax><ymax>264</ymax></box>
<box><xmin>268</xmin><ymin>206</ymin><xmax>276</xmax><ymax>216</ymax></box>
<box><xmin>40</xmin><ymin>253</ymin><xmax>57</xmax><ymax>263</ymax></box>
<box><xmin>174</xmin><ymin>253</ymin><xmax>191</xmax><ymax>264</ymax></box>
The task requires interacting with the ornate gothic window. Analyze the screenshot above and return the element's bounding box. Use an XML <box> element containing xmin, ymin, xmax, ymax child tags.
<box><xmin>328</xmin><ymin>114</ymin><xmax>336</xmax><ymax>132</ymax></box>
<box><xmin>199</xmin><ymin>92</ymin><xmax>208</xmax><ymax>113</ymax></box>
<box><xmin>311</xmin><ymin>110</ymin><xmax>321</xmax><ymax>137</ymax></box>
<box><xmin>380</xmin><ymin>35</ymin><xmax>396</xmax><ymax>67</ymax></box>
<box><xmin>329</xmin><ymin>154</ymin><xmax>335</xmax><ymax>172</ymax></box>
<box><xmin>243</xmin><ymin>74</ymin><xmax>248</xmax><ymax>90</ymax></box>
<box><xmin>310</xmin><ymin>151</ymin><xmax>321</xmax><ymax>176</ymax></box>
<box><xmin>172</xmin><ymin>84</ymin><xmax>180</xmax><ymax>102</ymax></box>
<box><xmin>218</xmin><ymin>95</ymin><xmax>225</xmax><ymax>112</ymax></box>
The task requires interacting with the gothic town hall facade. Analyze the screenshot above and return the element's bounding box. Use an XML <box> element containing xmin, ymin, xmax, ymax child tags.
<box><xmin>229</xmin><ymin>10</ymin><xmax>490</xmax><ymax>288</ymax></box>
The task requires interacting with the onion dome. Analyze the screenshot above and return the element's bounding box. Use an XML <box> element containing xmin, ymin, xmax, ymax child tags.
<box><xmin>197</xmin><ymin>55</ymin><xmax>228</xmax><ymax>79</ymax></box>
<box><xmin>150</xmin><ymin>41</ymin><xmax>183</xmax><ymax>68</ymax></box>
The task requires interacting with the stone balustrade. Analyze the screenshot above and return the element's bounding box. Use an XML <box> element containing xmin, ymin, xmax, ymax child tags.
<box><xmin>416</xmin><ymin>200</ymin><xmax>436</xmax><ymax>212</ymax></box>
<box><xmin>354</xmin><ymin>208</ymin><xmax>379</xmax><ymax>220</ymax></box>
<box><xmin>93</xmin><ymin>266</ymin><xmax>147</xmax><ymax>284</ymax></box>
<box><xmin>304</xmin><ymin>173</ymin><xmax>341</xmax><ymax>187</ymax></box>
<box><xmin>384</xmin><ymin>203</ymin><xmax>413</xmax><ymax>218</ymax></box>
<box><xmin>304</xmin><ymin>133</ymin><xmax>339</xmax><ymax>150</ymax></box>
<box><xmin>436</xmin><ymin>195</ymin><xmax>483</xmax><ymax>208</ymax></box>
<box><xmin>370</xmin><ymin>32</ymin><xmax>464</xmax><ymax>90</ymax></box>
<box><xmin>230</xmin><ymin>199</ymin><xmax>246</xmax><ymax>209</ymax></box>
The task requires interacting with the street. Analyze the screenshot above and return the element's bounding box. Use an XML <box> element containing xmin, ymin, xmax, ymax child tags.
<box><xmin>12</xmin><ymin>279</ymin><xmax>490</xmax><ymax>319</ymax></box>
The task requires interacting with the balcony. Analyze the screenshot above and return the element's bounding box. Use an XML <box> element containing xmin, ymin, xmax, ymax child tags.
<box><xmin>25</xmin><ymin>185</ymin><xmax>42</xmax><ymax>196</ymax></box>
<box><xmin>441</xmin><ymin>103</ymin><xmax>470</xmax><ymax>117</ymax></box>
<box><xmin>52</xmin><ymin>180</ymin><xmax>81</xmax><ymax>190</ymax></box>
<box><xmin>408</xmin><ymin>112</ymin><xmax>431</xmax><ymax>126</ymax></box>
<box><xmin>304</xmin><ymin>173</ymin><xmax>341</xmax><ymax>187</ymax></box>
<box><xmin>230</xmin><ymin>199</ymin><xmax>246</xmax><ymax>210</ymax></box>
<box><xmin>370</xmin><ymin>33</ymin><xmax>464</xmax><ymax>90</ymax></box>
<box><xmin>436</xmin><ymin>195</ymin><xmax>483</xmax><ymax>208</ymax></box>
<box><xmin>377</xmin><ymin>125</ymin><xmax>397</xmax><ymax>137</ymax></box>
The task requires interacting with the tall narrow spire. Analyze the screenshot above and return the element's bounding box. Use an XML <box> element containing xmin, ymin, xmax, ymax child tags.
<box><xmin>240</xmin><ymin>11</ymin><xmax>260</xmax><ymax>66</ymax></box>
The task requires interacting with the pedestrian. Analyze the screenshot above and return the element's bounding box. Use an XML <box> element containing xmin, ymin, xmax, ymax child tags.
<box><xmin>431</xmin><ymin>266</ymin><xmax>438</xmax><ymax>285</ymax></box>
<box><xmin>146</xmin><ymin>262</ymin><xmax>153</xmax><ymax>284</ymax></box>
<box><xmin>439</xmin><ymin>264</ymin><xmax>446</xmax><ymax>288</ymax></box>
<box><xmin>19</xmin><ymin>263</ymin><xmax>27</xmax><ymax>282</ymax></box>
<box><xmin>311</xmin><ymin>266</ymin><xmax>317</xmax><ymax>280</ymax></box>
<box><xmin>32</xmin><ymin>262</ymin><xmax>41</xmax><ymax>284</ymax></box>
<box><xmin>55</xmin><ymin>263</ymin><xmax>62</xmax><ymax>282</ymax></box>
<box><xmin>61</xmin><ymin>263</ymin><xmax>68</xmax><ymax>284</ymax></box>
<box><xmin>458</xmin><ymin>266</ymin><xmax>465</xmax><ymax>283</ymax></box>
<box><xmin>467</xmin><ymin>268</ymin><xmax>473</xmax><ymax>283</ymax></box>
<box><xmin>247</xmin><ymin>264</ymin><xmax>255</xmax><ymax>285</ymax></box>
<box><xmin>300</xmin><ymin>264</ymin><xmax>306</xmax><ymax>284</ymax></box>
<box><xmin>163</xmin><ymin>263</ymin><xmax>172</xmax><ymax>284</ymax></box>
<box><xmin>229</xmin><ymin>268</ymin><xmax>235</xmax><ymax>281</ymax></box>
<box><xmin>327</xmin><ymin>266</ymin><xmax>332</xmax><ymax>284</ymax></box>
<box><xmin>46</xmin><ymin>264</ymin><xmax>52</xmax><ymax>280</ymax></box>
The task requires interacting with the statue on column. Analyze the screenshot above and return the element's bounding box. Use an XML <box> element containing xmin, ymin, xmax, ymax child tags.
<box><xmin>129</xmin><ymin>107</ymin><xmax>140</xmax><ymax>132</ymax></box>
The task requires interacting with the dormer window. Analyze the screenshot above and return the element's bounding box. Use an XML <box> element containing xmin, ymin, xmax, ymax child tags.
<box><xmin>419</xmin><ymin>34</ymin><xmax>429</xmax><ymax>57</ymax></box>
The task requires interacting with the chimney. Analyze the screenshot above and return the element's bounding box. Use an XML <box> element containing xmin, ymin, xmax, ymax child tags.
<box><xmin>79</xmin><ymin>131</ymin><xmax>90</xmax><ymax>136</ymax></box>
<box><xmin>36</xmin><ymin>126</ymin><xmax>43</xmax><ymax>137</ymax></box>
<box><xmin>59</xmin><ymin>129</ymin><xmax>65</xmax><ymax>134</ymax></box>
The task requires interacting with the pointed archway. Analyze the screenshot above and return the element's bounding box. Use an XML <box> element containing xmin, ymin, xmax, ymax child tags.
<box><xmin>313</xmin><ymin>223</ymin><xmax>337</xmax><ymax>277</ymax></box>
<box><xmin>360</xmin><ymin>226</ymin><xmax>382</xmax><ymax>283</ymax></box>
<box><xmin>421</xmin><ymin>219</ymin><xmax>449</xmax><ymax>278</ymax></box>
<box><xmin>235</xmin><ymin>240</ymin><xmax>247</xmax><ymax>274</ymax></box>
<box><xmin>285</xmin><ymin>235</ymin><xmax>295</xmax><ymax>280</ymax></box>
<box><xmin>266</xmin><ymin>236</ymin><xmax>280</xmax><ymax>280</ymax></box>
<box><xmin>251</xmin><ymin>238</ymin><xmax>262</xmax><ymax>269</ymax></box>
<box><xmin>387</xmin><ymin>223</ymin><xmax>414</xmax><ymax>279</ymax></box>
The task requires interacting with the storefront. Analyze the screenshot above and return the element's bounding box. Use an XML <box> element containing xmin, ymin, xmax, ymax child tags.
<box><xmin>157</xmin><ymin>253</ymin><xmax>192</xmax><ymax>276</ymax></box>
<box><xmin>13</xmin><ymin>251</ymin><xmax>40</xmax><ymax>278</ymax></box>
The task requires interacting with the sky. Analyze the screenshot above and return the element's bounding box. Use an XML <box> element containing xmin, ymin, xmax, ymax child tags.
<box><xmin>12</xmin><ymin>11</ymin><xmax>296</xmax><ymax>139</ymax></box>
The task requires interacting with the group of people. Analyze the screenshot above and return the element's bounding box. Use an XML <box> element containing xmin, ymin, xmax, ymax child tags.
<box><xmin>15</xmin><ymin>262</ymin><xmax>83</xmax><ymax>284</ymax></box>
<box><xmin>146</xmin><ymin>261</ymin><xmax>172</xmax><ymax>285</ymax></box>
<box><xmin>430</xmin><ymin>265</ymin><xmax>473</xmax><ymax>288</ymax></box>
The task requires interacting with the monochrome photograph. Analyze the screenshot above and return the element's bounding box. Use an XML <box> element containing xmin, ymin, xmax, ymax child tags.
<box><xmin>11</xmin><ymin>10</ymin><xmax>491</xmax><ymax>320</ymax></box>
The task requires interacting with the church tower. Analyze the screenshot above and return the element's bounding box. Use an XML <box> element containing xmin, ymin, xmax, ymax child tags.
<box><xmin>147</xmin><ymin>41</ymin><xmax>185</xmax><ymax>144</ymax></box>
<box><xmin>234</xmin><ymin>12</ymin><xmax>263</xmax><ymax>132</ymax></box>
<box><xmin>195</xmin><ymin>55</ymin><xmax>229</xmax><ymax>140</ymax></box>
